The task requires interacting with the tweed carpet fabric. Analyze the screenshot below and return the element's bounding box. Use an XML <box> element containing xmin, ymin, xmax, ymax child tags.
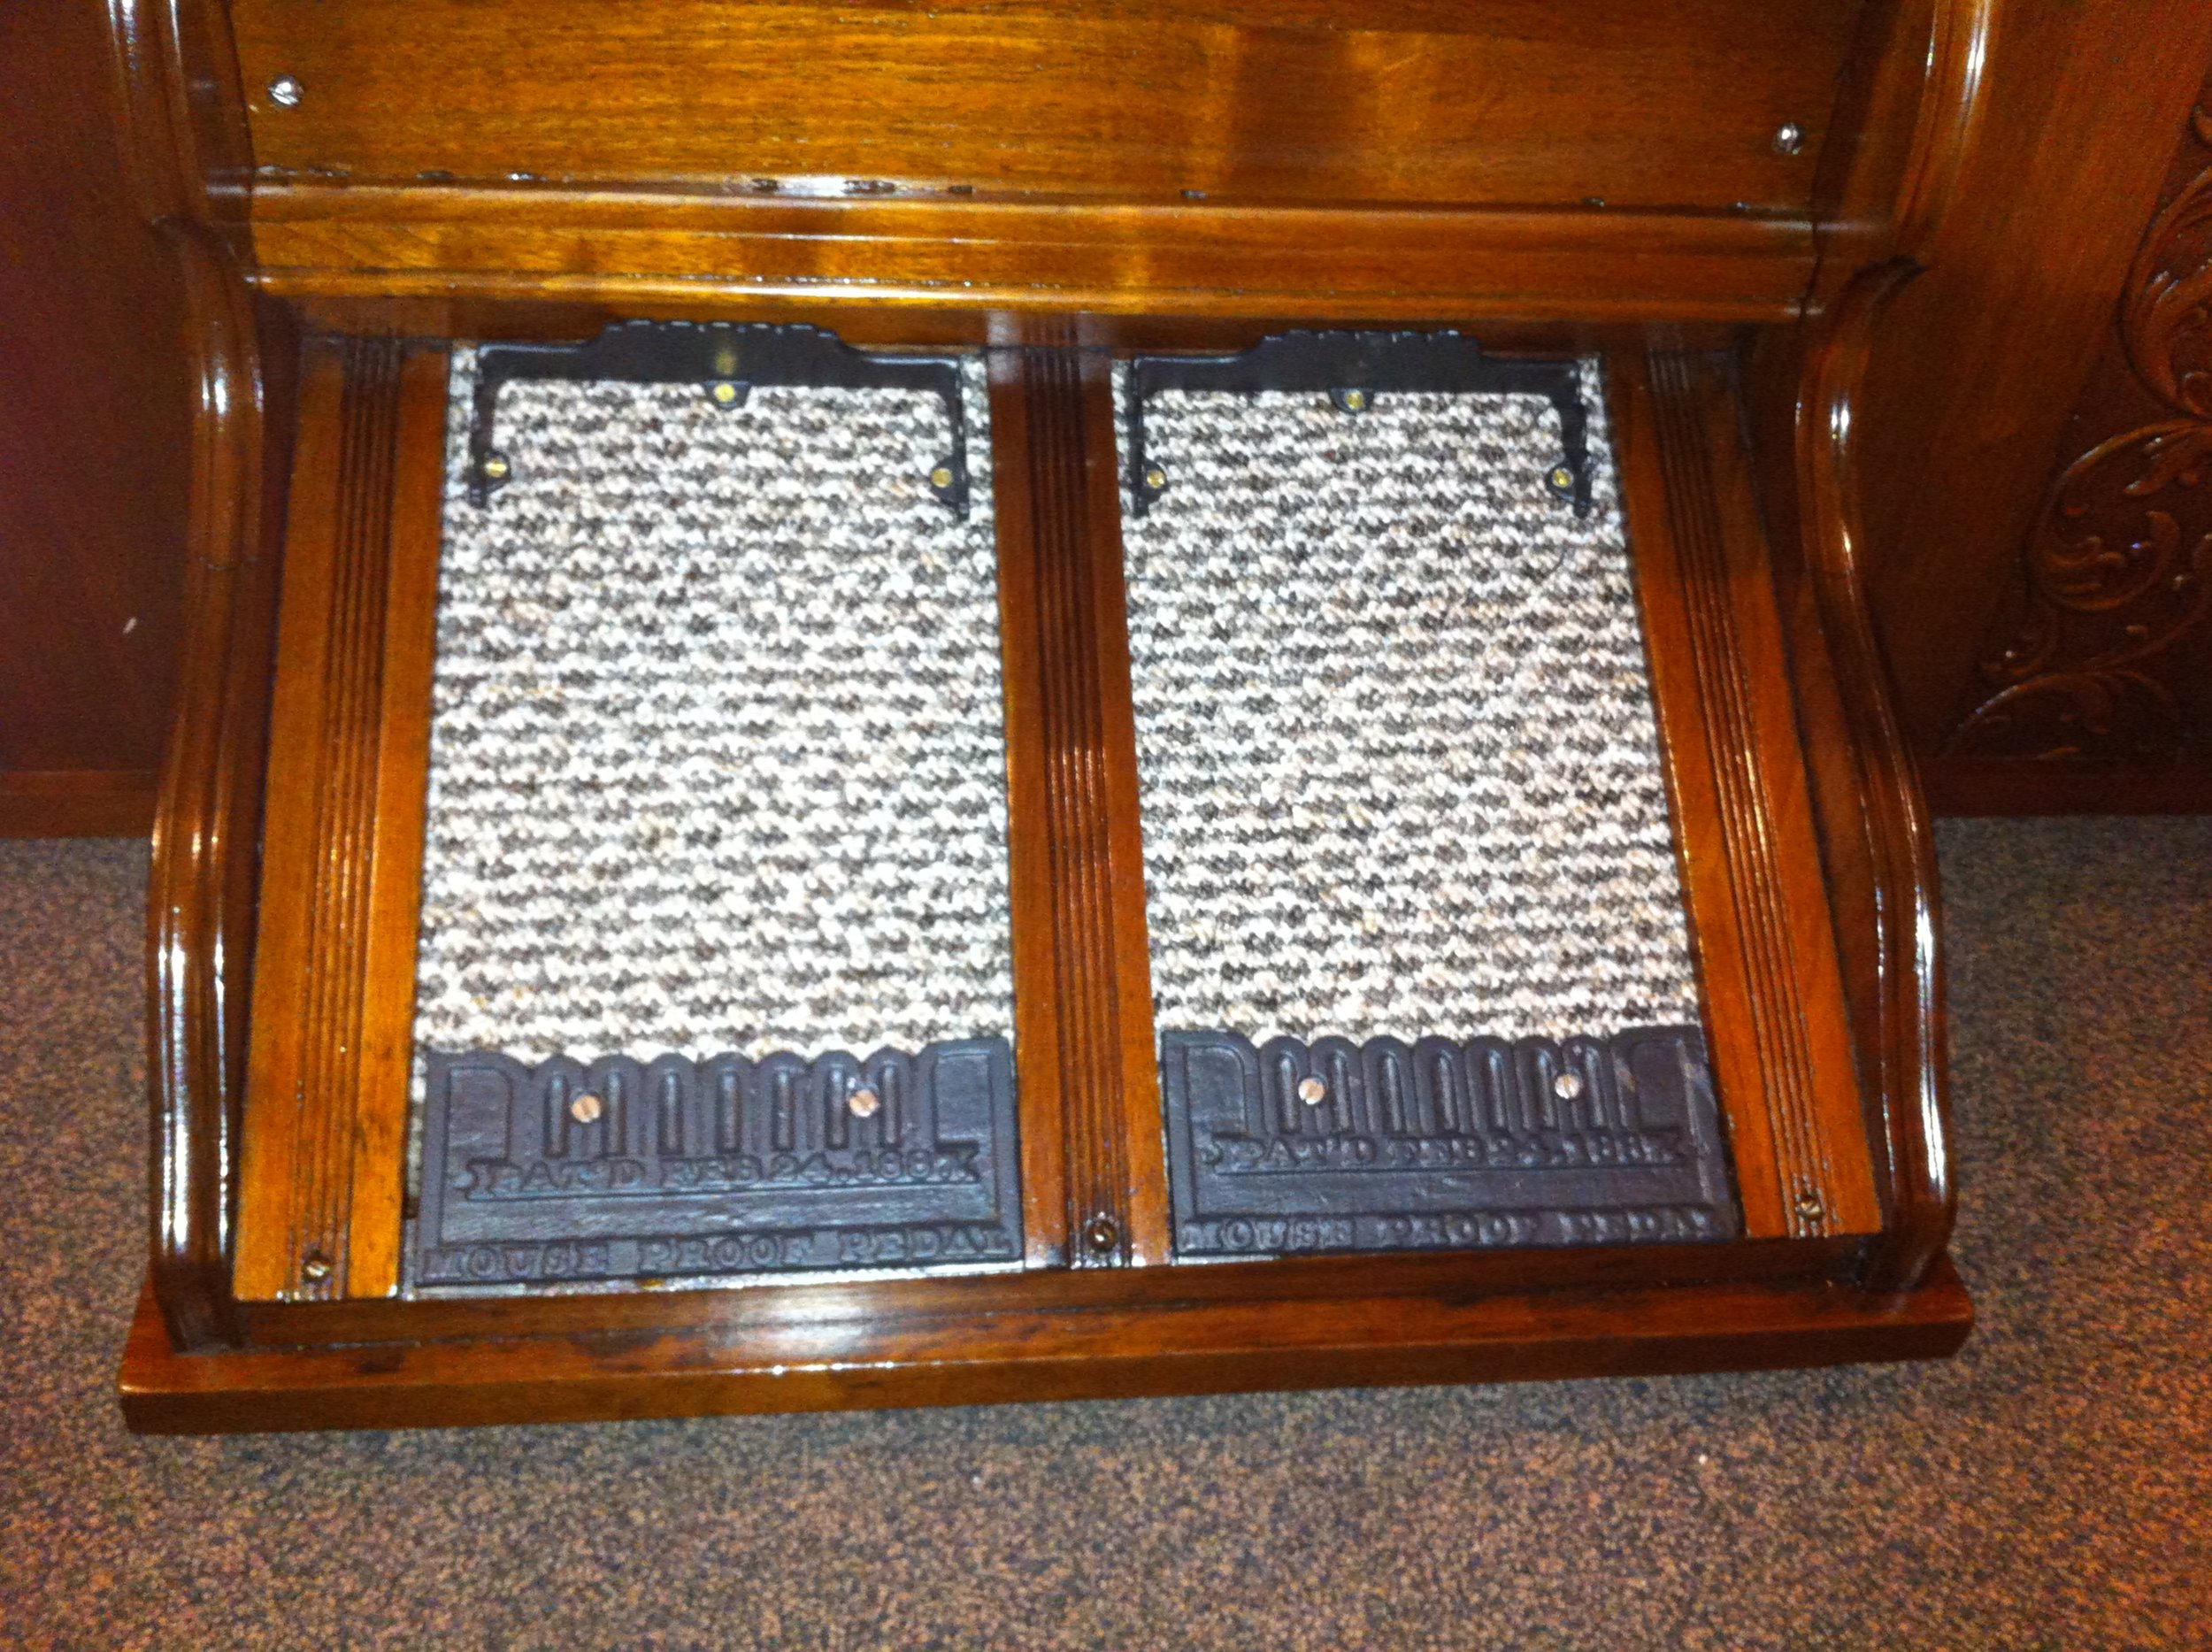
<box><xmin>1121</xmin><ymin>365</ymin><xmax>1701</xmax><ymax>1044</ymax></box>
<box><xmin>5</xmin><ymin>819</ymin><xmax>2209</xmax><ymax>1648</ymax></box>
<box><xmin>410</xmin><ymin>353</ymin><xmax>1012</xmax><ymax>1072</ymax></box>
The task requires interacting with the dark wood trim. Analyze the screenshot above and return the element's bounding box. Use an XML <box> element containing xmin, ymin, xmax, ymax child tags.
<box><xmin>122</xmin><ymin>0</ymin><xmax>288</xmax><ymax>1351</ymax></box>
<box><xmin>232</xmin><ymin>340</ymin><xmax>447</xmax><ymax>1304</ymax></box>
<box><xmin>991</xmin><ymin>345</ymin><xmax>1170</xmax><ymax>1268</ymax></box>
<box><xmin>1610</xmin><ymin>347</ymin><xmax>1883</xmax><ymax>1241</ymax></box>
<box><xmin>0</xmin><ymin>771</ymin><xmax>158</xmax><ymax>837</ymax></box>
<box><xmin>121</xmin><ymin>1258</ymin><xmax>1972</xmax><ymax>1433</ymax></box>
<box><xmin>253</xmin><ymin>188</ymin><xmax>1816</xmax><ymax>327</ymax></box>
<box><xmin>1924</xmin><ymin>758</ymin><xmax>2212</xmax><ymax>818</ymax></box>
<box><xmin>1770</xmin><ymin>264</ymin><xmax>1956</xmax><ymax>1294</ymax></box>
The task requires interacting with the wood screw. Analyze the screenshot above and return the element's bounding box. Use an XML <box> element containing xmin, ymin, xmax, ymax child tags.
<box><xmin>268</xmin><ymin>74</ymin><xmax>303</xmax><ymax>108</ymax></box>
<box><xmin>482</xmin><ymin>454</ymin><xmax>511</xmax><ymax>480</ymax></box>
<box><xmin>1773</xmin><ymin>121</ymin><xmax>1806</xmax><ymax>156</ymax></box>
<box><xmin>1296</xmin><ymin>1077</ymin><xmax>1327</xmax><ymax>1105</ymax></box>
<box><xmin>849</xmin><ymin>1087</ymin><xmax>881</xmax><ymax>1118</ymax></box>
<box><xmin>1083</xmin><ymin>1215</ymin><xmax>1119</xmax><ymax>1254</ymax></box>
<box><xmin>1144</xmin><ymin>466</ymin><xmax>1167</xmax><ymax>489</ymax></box>
<box><xmin>1795</xmin><ymin>1190</ymin><xmax>1824</xmax><ymax>1222</ymax></box>
<box><xmin>1553</xmin><ymin>1071</ymin><xmax>1585</xmax><ymax>1101</ymax></box>
<box><xmin>301</xmin><ymin>1253</ymin><xmax>332</xmax><ymax>1282</ymax></box>
<box><xmin>570</xmin><ymin>1092</ymin><xmax>603</xmax><ymax>1124</ymax></box>
<box><xmin>930</xmin><ymin>466</ymin><xmax>954</xmax><ymax>488</ymax></box>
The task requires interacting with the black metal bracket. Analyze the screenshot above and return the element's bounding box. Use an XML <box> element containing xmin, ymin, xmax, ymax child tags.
<box><xmin>465</xmin><ymin>320</ymin><xmax>972</xmax><ymax>517</ymax></box>
<box><xmin>1123</xmin><ymin>329</ymin><xmax>1593</xmax><ymax>519</ymax></box>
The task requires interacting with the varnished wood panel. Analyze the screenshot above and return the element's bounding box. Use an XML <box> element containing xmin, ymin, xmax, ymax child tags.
<box><xmin>251</xmin><ymin>188</ymin><xmax>1818</xmax><ymax>326</ymax></box>
<box><xmin>1611</xmin><ymin>348</ymin><xmax>1882</xmax><ymax>1242</ymax></box>
<box><xmin>233</xmin><ymin>339</ymin><xmax>448</xmax><ymax>1303</ymax></box>
<box><xmin>0</xmin><ymin>0</ymin><xmax>192</xmax><ymax>826</ymax></box>
<box><xmin>122</xmin><ymin>1260</ymin><xmax>1971</xmax><ymax>1433</ymax></box>
<box><xmin>234</xmin><ymin>0</ymin><xmax>1854</xmax><ymax>211</ymax></box>
<box><xmin>994</xmin><ymin>346</ymin><xmax>1170</xmax><ymax>1268</ymax></box>
<box><xmin>1852</xmin><ymin>4</ymin><xmax>2212</xmax><ymax>794</ymax></box>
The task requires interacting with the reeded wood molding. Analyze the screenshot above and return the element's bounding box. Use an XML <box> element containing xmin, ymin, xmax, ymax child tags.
<box><xmin>233</xmin><ymin>339</ymin><xmax>447</xmax><ymax>1303</ymax></box>
<box><xmin>992</xmin><ymin>346</ymin><xmax>1169</xmax><ymax>1268</ymax></box>
<box><xmin>1612</xmin><ymin>347</ymin><xmax>1882</xmax><ymax>1242</ymax></box>
<box><xmin>1795</xmin><ymin>263</ymin><xmax>1954</xmax><ymax>1291</ymax></box>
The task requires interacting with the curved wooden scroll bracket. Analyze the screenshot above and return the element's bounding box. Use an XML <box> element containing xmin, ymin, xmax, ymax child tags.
<box><xmin>114</xmin><ymin>0</ymin><xmax>284</xmax><ymax>1349</ymax></box>
<box><xmin>1792</xmin><ymin>260</ymin><xmax>1956</xmax><ymax>1294</ymax></box>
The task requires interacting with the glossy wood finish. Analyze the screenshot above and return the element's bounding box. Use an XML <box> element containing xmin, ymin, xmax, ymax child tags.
<box><xmin>125</xmin><ymin>0</ymin><xmax>1997</xmax><ymax>1425</ymax></box>
<box><xmin>229</xmin><ymin>0</ymin><xmax>1867</xmax><ymax>325</ymax></box>
<box><xmin>1613</xmin><ymin>349</ymin><xmax>1882</xmax><ymax>1242</ymax></box>
<box><xmin>121</xmin><ymin>1258</ymin><xmax>1971</xmax><ymax>1434</ymax></box>
<box><xmin>1850</xmin><ymin>5</ymin><xmax>2212</xmax><ymax>812</ymax></box>
<box><xmin>110</xmin><ymin>0</ymin><xmax>300</xmax><ymax>1352</ymax></box>
<box><xmin>254</xmin><ymin>189</ymin><xmax>1819</xmax><ymax>328</ymax></box>
<box><xmin>993</xmin><ymin>344</ymin><xmax>1171</xmax><ymax>1268</ymax></box>
<box><xmin>232</xmin><ymin>340</ymin><xmax>447</xmax><ymax>1304</ymax></box>
<box><xmin>233</xmin><ymin>0</ymin><xmax>1853</xmax><ymax>211</ymax></box>
<box><xmin>0</xmin><ymin>0</ymin><xmax>194</xmax><ymax>834</ymax></box>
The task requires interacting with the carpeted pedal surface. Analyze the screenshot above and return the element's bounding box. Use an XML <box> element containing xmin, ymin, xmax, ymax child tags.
<box><xmin>2</xmin><ymin>820</ymin><xmax>2207</xmax><ymax>1651</ymax></box>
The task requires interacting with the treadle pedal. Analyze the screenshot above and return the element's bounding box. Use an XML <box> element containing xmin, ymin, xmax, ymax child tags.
<box><xmin>1119</xmin><ymin>346</ymin><xmax>1739</xmax><ymax>1259</ymax></box>
<box><xmin>233</xmin><ymin>324</ymin><xmax>1883</xmax><ymax>1312</ymax></box>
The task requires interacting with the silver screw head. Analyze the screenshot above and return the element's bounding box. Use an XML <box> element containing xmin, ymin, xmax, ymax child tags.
<box><xmin>1084</xmin><ymin>1214</ymin><xmax>1119</xmax><ymax>1254</ymax></box>
<box><xmin>1296</xmin><ymin>1077</ymin><xmax>1327</xmax><ymax>1106</ymax></box>
<box><xmin>1773</xmin><ymin>121</ymin><xmax>1806</xmax><ymax>156</ymax></box>
<box><xmin>1795</xmin><ymin>1189</ymin><xmax>1824</xmax><ymax>1222</ymax></box>
<box><xmin>268</xmin><ymin>74</ymin><xmax>303</xmax><ymax>108</ymax></box>
<box><xmin>1553</xmin><ymin>1071</ymin><xmax>1586</xmax><ymax>1101</ymax></box>
<box><xmin>300</xmin><ymin>1253</ymin><xmax>332</xmax><ymax>1282</ymax></box>
<box><xmin>569</xmin><ymin>1092</ymin><xmax>603</xmax><ymax>1124</ymax></box>
<box><xmin>848</xmin><ymin>1087</ymin><xmax>881</xmax><ymax>1118</ymax></box>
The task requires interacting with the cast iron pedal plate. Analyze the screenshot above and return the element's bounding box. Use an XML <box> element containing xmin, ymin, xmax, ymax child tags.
<box><xmin>1163</xmin><ymin>1027</ymin><xmax>1737</xmax><ymax>1257</ymax></box>
<box><xmin>414</xmin><ymin>1039</ymin><xmax>1022</xmax><ymax>1287</ymax></box>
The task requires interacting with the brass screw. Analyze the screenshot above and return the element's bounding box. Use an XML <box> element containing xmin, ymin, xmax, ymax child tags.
<box><xmin>1296</xmin><ymin>1077</ymin><xmax>1327</xmax><ymax>1106</ymax></box>
<box><xmin>1144</xmin><ymin>466</ymin><xmax>1167</xmax><ymax>490</ymax></box>
<box><xmin>1343</xmin><ymin>388</ymin><xmax>1369</xmax><ymax>411</ymax></box>
<box><xmin>710</xmin><ymin>381</ymin><xmax>741</xmax><ymax>406</ymax></box>
<box><xmin>1548</xmin><ymin>465</ymin><xmax>1575</xmax><ymax>492</ymax></box>
<box><xmin>570</xmin><ymin>1092</ymin><xmax>603</xmax><ymax>1124</ymax></box>
<box><xmin>1795</xmin><ymin>1190</ymin><xmax>1824</xmax><ymax>1222</ymax></box>
<box><xmin>301</xmin><ymin>1253</ymin><xmax>332</xmax><ymax>1283</ymax></box>
<box><xmin>1553</xmin><ymin>1071</ymin><xmax>1585</xmax><ymax>1101</ymax></box>
<box><xmin>1083</xmin><ymin>1214</ymin><xmax>1120</xmax><ymax>1254</ymax></box>
<box><xmin>849</xmin><ymin>1087</ymin><xmax>881</xmax><ymax>1118</ymax></box>
<box><xmin>930</xmin><ymin>465</ymin><xmax>954</xmax><ymax>489</ymax></box>
<box><xmin>482</xmin><ymin>454</ymin><xmax>511</xmax><ymax>480</ymax></box>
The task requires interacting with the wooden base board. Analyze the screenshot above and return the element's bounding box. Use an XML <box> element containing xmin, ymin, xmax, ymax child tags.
<box><xmin>119</xmin><ymin>1260</ymin><xmax>1972</xmax><ymax>1434</ymax></box>
<box><xmin>0</xmin><ymin>769</ymin><xmax>158</xmax><ymax>837</ymax></box>
<box><xmin>1924</xmin><ymin>757</ymin><xmax>2212</xmax><ymax>818</ymax></box>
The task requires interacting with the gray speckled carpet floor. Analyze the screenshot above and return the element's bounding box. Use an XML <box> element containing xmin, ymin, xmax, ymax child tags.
<box><xmin>2</xmin><ymin>819</ymin><xmax>2208</xmax><ymax>1651</ymax></box>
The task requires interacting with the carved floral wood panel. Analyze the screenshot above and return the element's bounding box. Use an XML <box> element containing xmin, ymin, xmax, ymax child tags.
<box><xmin>1950</xmin><ymin>100</ymin><xmax>2212</xmax><ymax>764</ymax></box>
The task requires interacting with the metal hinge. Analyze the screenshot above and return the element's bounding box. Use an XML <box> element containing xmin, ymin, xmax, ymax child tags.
<box><xmin>1123</xmin><ymin>329</ymin><xmax>1594</xmax><ymax>518</ymax></box>
<box><xmin>465</xmin><ymin>320</ymin><xmax>972</xmax><ymax>515</ymax></box>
